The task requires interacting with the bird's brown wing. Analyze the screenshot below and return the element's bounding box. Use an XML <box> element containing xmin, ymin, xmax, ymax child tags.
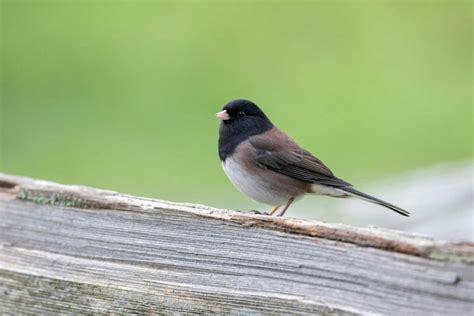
<box><xmin>249</xmin><ymin>129</ymin><xmax>352</xmax><ymax>188</ymax></box>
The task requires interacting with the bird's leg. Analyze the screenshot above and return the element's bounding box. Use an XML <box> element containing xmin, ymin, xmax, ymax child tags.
<box><xmin>268</xmin><ymin>205</ymin><xmax>281</xmax><ymax>216</ymax></box>
<box><xmin>250</xmin><ymin>206</ymin><xmax>279</xmax><ymax>215</ymax></box>
<box><xmin>276</xmin><ymin>197</ymin><xmax>295</xmax><ymax>217</ymax></box>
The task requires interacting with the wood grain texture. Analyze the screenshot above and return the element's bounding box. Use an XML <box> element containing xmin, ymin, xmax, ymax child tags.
<box><xmin>0</xmin><ymin>173</ymin><xmax>473</xmax><ymax>315</ymax></box>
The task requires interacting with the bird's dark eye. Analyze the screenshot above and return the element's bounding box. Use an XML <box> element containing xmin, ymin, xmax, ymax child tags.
<box><xmin>238</xmin><ymin>111</ymin><xmax>246</xmax><ymax>117</ymax></box>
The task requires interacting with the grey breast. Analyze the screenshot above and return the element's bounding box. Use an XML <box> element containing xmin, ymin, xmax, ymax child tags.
<box><xmin>222</xmin><ymin>141</ymin><xmax>309</xmax><ymax>206</ymax></box>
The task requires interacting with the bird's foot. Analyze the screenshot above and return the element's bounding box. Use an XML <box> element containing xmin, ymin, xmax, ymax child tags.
<box><xmin>249</xmin><ymin>210</ymin><xmax>270</xmax><ymax>215</ymax></box>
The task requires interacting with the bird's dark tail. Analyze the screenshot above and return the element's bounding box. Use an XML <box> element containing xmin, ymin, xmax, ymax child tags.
<box><xmin>340</xmin><ymin>187</ymin><xmax>410</xmax><ymax>217</ymax></box>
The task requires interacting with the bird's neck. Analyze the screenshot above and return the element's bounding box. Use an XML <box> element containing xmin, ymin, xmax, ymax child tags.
<box><xmin>218</xmin><ymin>118</ymin><xmax>273</xmax><ymax>162</ymax></box>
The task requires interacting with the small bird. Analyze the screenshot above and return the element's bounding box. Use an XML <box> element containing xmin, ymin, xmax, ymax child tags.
<box><xmin>216</xmin><ymin>99</ymin><xmax>410</xmax><ymax>217</ymax></box>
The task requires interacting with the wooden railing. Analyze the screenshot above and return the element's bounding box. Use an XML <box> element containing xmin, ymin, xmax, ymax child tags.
<box><xmin>0</xmin><ymin>173</ymin><xmax>472</xmax><ymax>315</ymax></box>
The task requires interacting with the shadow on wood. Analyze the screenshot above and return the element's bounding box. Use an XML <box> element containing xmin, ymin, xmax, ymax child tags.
<box><xmin>0</xmin><ymin>173</ymin><xmax>473</xmax><ymax>315</ymax></box>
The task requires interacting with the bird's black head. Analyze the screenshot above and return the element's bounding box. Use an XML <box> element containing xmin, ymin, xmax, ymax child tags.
<box><xmin>217</xmin><ymin>99</ymin><xmax>270</xmax><ymax>123</ymax></box>
<box><xmin>217</xmin><ymin>99</ymin><xmax>274</xmax><ymax>161</ymax></box>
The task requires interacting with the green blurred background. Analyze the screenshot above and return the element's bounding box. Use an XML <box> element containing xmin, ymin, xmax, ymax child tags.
<box><xmin>1</xmin><ymin>0</ymin><xmax>472</xmax><ymax>212</ymax></box>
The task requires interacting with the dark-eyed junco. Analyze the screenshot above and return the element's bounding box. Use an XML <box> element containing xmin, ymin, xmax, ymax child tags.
<box><xmin>216</xmin><ymin>99</ymin><xmax>410</xmax><ymax>217</ymax></box>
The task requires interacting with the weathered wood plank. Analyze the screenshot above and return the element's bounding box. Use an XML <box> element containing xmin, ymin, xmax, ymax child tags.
<box><xmin>0</xmin><ymin>173</ymin><xmax>473</xmax><ymax>315</ymax></box>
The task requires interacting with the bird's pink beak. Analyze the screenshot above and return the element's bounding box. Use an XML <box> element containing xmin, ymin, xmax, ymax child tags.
<box><xmin>215</xmin><ymin>110</ymin><xmax>230</xmax><ymax>121</ymax></box>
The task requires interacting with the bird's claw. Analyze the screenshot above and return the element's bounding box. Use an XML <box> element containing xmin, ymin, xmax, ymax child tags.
<box><xmin>249</xmin><ymin>210</ymin><xmax>270</xmax><ymax>215</ymax></box>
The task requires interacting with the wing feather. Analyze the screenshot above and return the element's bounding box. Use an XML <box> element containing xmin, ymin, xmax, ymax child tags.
<box><xmin>250</xmin><ymin>131</ymin><xmax>351</xmax><ymax>188</ymax></box>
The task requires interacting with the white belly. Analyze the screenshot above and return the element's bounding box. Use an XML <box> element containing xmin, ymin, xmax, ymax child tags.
<box><xmin>222</xmin><ymin>157</ymin><xmax>293</xmax><ymax>206</ymax></box>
